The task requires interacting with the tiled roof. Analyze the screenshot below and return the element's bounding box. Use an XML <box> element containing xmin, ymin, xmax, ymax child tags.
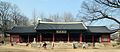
<box><xmin>87</xmin><ymin>26</ymin><xmax>112</xmax><ymax>33</ymax></box>
<box><xmin>7</xmin><ymin>26</ymin><xmax>36</xmax><ymax>33</ymax></box>
<box><xmin>6</xmin><ymin>22</ymin><xmax>113</xmax><ymax>34</ymax></box>
<box><xmin>36</xmin><ymin>22</ymin><xmax>87</xmax><ymax>30</ymax></box>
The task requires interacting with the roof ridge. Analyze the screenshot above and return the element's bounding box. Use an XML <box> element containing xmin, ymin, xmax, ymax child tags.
<box><xmin>14</xmin><ymin>26</ymin><xmax>35</xmax><ymax>27</ymax></box>
<box><xmin>87</xmin><ymin>26</ymin><xmax>106</xmax><ymax>27</ymax></box>
<box><xmin>39</xmin><ymin>22</ymin><xmax>83</xmax><ymax>24</ymax></box>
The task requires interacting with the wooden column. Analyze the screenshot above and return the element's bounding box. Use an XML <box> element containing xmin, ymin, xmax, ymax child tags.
<box><xmin>37</xmin><ymin>35</ymin><xmax>38</xmax><ymax>42</ymax></box>
<box><xmin>67</xmin><ymin>33</ymin><xmax>70</xmax><ymax>42</ymax></box>
<box><xmin>40</xmin><ymin>33</ymin><xmax>42</xmax><ymax>42</ymax></box>
<box><xmin>19</xmin><ymin>35</ymin><xmax>20</xmax><ymax>43</ymax></box>
<box><xmin>10</xmin><ymin>35</ymin><xmax>11</xmax><ymax>43</ymax></box>
<box><xmin>84</xmin><ymin>35</ymin><xmax>85</xmax><ymax>42</ymax></box>
<box><xmin>92</xmin><ymin>35</ymin><xmax>95</xmax><ymax>47</ymax></box>
<box><xmin>80</xmin><ymin>33</ymin><xmax>82</xmax><ymax>42</ymax></box>
<box><xmin>53</xmin><ymin>33</ymin><xmax>55</xmax><ymax>42</ymax></box>
<box><xmin>92</xmin><ymin>35</ymin><xmax>94</xmax><ymax>43</ymax></box>
<box><xmin>18</xmin><ymin>35</ymin><xmax>20</xmax><ymax>43</ymax></box>
<box><xmin>108</xmin><ymin>35</ymin><xmax>110</xmax><ymax>43</ymax></box>
<box><xmin>101</xmin><ymin>35</ymin><xmax>103</xmax><ymax>43</ymax></box>
<box><xmin>28</xmin><ymin>35</ymin><xmax>29</xmax><ymax>43</ymax></box>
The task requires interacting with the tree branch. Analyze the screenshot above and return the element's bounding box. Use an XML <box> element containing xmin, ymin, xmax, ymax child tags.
<box><xmin>95</xmin><ymin>0</ymin><xmax>120</xmax><ymax>8</ymax></box>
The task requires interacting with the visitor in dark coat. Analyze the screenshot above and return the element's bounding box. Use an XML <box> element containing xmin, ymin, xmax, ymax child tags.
<box><xmin>43</xmin><ymin>42</ymin><xmax>47</xmax><ymax>49</ymax></box>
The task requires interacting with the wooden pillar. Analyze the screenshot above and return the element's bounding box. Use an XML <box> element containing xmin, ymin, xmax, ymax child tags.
<box><xmin>28</xmin><ymin>35</ymin><xmax>29</xmax><ymax>43</ymax></box>
<box><xmin>37</xmin><ymin>35</ymin><xmax>38</xmax><ymax>42</ymax></box>
<box><xmin>18</xmin><ymin>35</ymin><xmax>20</xmax><ymax>43</ymax></box>
<box><xmin>92</xmin><ymin>35</ymin><xmax>94</xmax><ymax>43</ymax></box>
<box><xmin>101</xmin><ymin>35</ymin><xmax>103</xmax><ymax>43</ymax></box>
<box><xmin>53</xmin><ymin>33</ymin><xmax>55</xmax><ymax>42</ymax></box>
<box><xmin>10</xmin><ymin>35</ymin><xmax>11</xmax><ymax>43</ymax></box>
<box><xmin>68</xmin><ymin>33</ymin><xmax>69</xmax><ymax>42</ymax></box>
<box><xmin>84</xmin><ymin>35</ymin><xmax>85</xmax><ymax>42</ymax></box>
<box><xmin>40</xmin><ymin>33</ymin><xmax>42</xmax><ymax>42</ymax></box>
<box><xmin>108</xmin><ymin>35</ymin><xmax>110</xmax><ymax>43</ymax></box>
<box><xmin>16</xmin><ymin>35</ymin><xmax>20</xmax><ymax>43</ymax></box>
<box><xmin>80</xmin><ymin>33</ymin><xmax>82</xmax><ymax>42</ymax></box>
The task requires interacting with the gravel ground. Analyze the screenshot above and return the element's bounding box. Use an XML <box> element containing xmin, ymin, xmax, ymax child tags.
<box><xmin>0</xmin><ymin>46</ymin><xmax>120</xmax><ymax>52</ymax></box>
<box><xmin>0</xmin><ymin>47</ymin><xmax>33</xmax><ymax>52</ymax></box>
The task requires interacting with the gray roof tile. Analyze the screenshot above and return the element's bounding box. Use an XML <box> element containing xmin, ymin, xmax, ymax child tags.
<box><xmin>36</xmin><ymin>22</ymin><xmax>87</xmax><ymax>30</ymax></box>
<box><xmin>6</xmin><ymin>22</ymin><xmax>113</xmax><ymax>34</ymax></box>
<box><xmin>7</xmin><ymin>26</ymin><xmax>36</xmax><ymax>33</ymax></box>
<box><xmin>87</xmin><ymin>26</ymin><xmax>112</xmax><ymax>33</ymax></box>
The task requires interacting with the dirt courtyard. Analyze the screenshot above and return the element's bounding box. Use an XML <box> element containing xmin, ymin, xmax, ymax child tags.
<box><xmin>0</xmin><ymin>46</ymin><xmax>120</xmax><ymax>52</ymax></box>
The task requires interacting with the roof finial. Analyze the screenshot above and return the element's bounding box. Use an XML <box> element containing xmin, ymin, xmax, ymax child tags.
<box><xmin>38</xmin><ymin>20</ymin><xmax>41</xmax><ymax>23</ymax></box>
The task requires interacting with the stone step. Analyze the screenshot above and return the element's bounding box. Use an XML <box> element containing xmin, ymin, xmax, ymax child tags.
<box><xmin>30</xmin><ymin>42</ymin><xmax>113</xmax><ymax>49</ymax></box>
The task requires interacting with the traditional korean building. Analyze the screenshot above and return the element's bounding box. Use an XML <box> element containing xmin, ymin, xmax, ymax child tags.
<box><xmin>7</xmin><ymin>22</ymin><xmax>113</xmax><ymax>43</ymax></box>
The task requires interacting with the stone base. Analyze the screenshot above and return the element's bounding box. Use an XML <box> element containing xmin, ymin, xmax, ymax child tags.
<box><xmin>29</xmin><ymin>42</ymin><xmax>113</xmax><ymax>49</ymax></box>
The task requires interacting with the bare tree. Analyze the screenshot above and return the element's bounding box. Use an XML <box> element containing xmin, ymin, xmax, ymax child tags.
<box><xmin>49</xmin><ymin>13</ymin><xmax>62</xmax><ymax>22</ymax></box>
<box><xmin>18</xmin><ymin>15</ymin><xmax>29</xmax><ymax>26</ymax></box>
<box><xmin>9</xmin><ymin>3</ymin><xmax>29</xmax><ymax>26</ymax></box>
<box><xmin>48</xmin><ymin>12</ymin><xmax>77</xmax><ymax>22</ymax></box>
<box><xmin>0</xmin><ymin>1</ymin><xmax>29</xmax><ymax>38</ymax></box>
<box><xmin>31</xmin><ymin>9</ymin><xmax>38</xmax><ymax>26</ymax></box>
<box><xmin>0</xmin><ymin>1</ymin><xmax>13</xmax><ymax>37</ymax></box>
<box><xmin>38</xmin><ymin>13</ymin><xmax>53</xmax><ymax>22</ymax></box>
<box><xmin>63</xmin><ymin>12</ymin><xmax>76</xmax><ymax>22</ymax></box>
<box><xmin>42</xmin><ymin>18</ymin><xmax>53</xmax><ymax>22</ymax></box>
<box><xmin>38</xmin><ymin>13</ymin><xmax>45</xmax><ymax>20</ymax></box>
<box><xmin>79</xmin><ymin>0</ymin><xmax>120</xmax><ymax>24</ymax></box>
<box><xmin>95</xmin><ymin>0</ymin><xmax>120</xmax><ymax>8</ymax></box>
<box><xmin>10</xmin><ymin>4</ymin><xmax>21</xmax><ymax>26</ymax></box>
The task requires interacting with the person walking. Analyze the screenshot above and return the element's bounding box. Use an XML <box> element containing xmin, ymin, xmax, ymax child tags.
<box><xmin>43</xmin><ymin>42</ymin><xmax>47</xmax><ymax>49</ymax></box>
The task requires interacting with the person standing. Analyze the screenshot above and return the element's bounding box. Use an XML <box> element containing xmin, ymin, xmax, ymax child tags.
<box><xmin>82</xmin><ymin>42</ymin><xmax>86</xmax><ymax>49</ymax></box>
<box><xmin>51</xmin><ymin>42</ymin><xmax>54</xmax><ymax>49</ymax></box>
<box><xmin>85</xmin><ymin>43</ymin><xmax>88</xmax><ymax>49</ymax></box>
<box><xmin>73</xmin><ymin>42</ymin><xmax>77</xmax><ymax>49</ymax></box>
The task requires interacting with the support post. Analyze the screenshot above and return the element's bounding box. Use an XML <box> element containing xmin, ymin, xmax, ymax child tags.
<box><xmin>92</xmin><ymin>35</ymin><xmax>95</xmax><ymax>47</ymax></box>
<box><xmin>10</xmin><ymin>35</ymin><xmax>11</xmax><ymax>43</ymax></box>
<box><xmin>53</xmin><ymin>33</ymin><xmax>55</xmax><ymax>42</ymax></box>
<box><xmin>37</xmin><ymin>35</ymin><xmax>38</xmax><ymax>42</ymax></box>
<box><xmin>80</xmin><ymin>33</ymin><xmax>82</xmax><ymax>42</ymax></box>
<box><xmin>28</xmin><ymin>35</ymin><xmax>29</xmax><ymax>43</ymax></box>
<box><xmin>101</xmin><ymin>35</ymin><xmax>103</xmax><ymax>43</ymax></box>
<box><xmin>84</xmin><ymin>35</ymin><xmax>85</xmax><ymax>42</ymax></box>
<box><xmin>40</xmin><ymin>33</ymin><xmax>42</xmax><ymax>42</ymax></box>
<box><xmin>16</xmin><ymin>35</ymin><xmax>20</xmax><ymax>43</ymax></box>
<box><xmin>92</xmin><ymin>35</ymin><xmax>94</xmax><ymax>43</ymax></box>
<box><xmin>108</xmin><ymin>35</ymin><xmax>110</xmax><ymax>43</ymax></box>
<box><xmin>68</xmin><ymin>33</ymin><xmax>69</xmax><ymax>42</ymax></box>
<box><xmin>18</xmin><ymin>35</ymin><xmax>20</xmax><ymax>43</ymax></box>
